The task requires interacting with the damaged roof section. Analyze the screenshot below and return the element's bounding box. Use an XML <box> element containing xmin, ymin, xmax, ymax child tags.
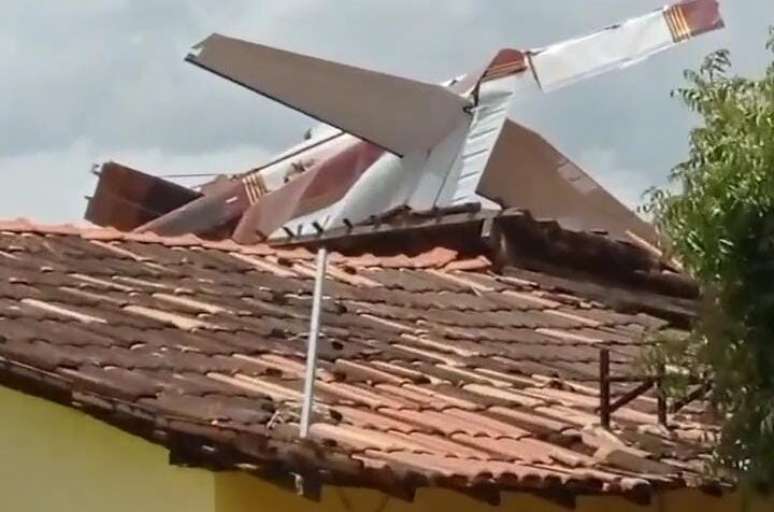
<box><xmin>0</xmin><ymin>218</ymin><xmax>718</xmax><ymax>504</ymax></box>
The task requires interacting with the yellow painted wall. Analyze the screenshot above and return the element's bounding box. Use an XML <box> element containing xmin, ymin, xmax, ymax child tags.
<box><xmin>2</xmin><ymin>384</ymin><xmax>772</xmax><ymax>512</ymax></box>
<box><xmin>0</xmin><ymin>386</ymin><xmax>214</xmax><ymax>512</ymax></box>
<box><xmin>216</xmin><ymin>471</ymin><xmax>774</xmax><ymax>512</ymax></box>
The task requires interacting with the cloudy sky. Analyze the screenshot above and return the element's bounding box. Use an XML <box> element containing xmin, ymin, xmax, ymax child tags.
<box><xmin>0</xmin><ymin>1</ymin><xmax>771</xmax><ymax>222</ymax></box>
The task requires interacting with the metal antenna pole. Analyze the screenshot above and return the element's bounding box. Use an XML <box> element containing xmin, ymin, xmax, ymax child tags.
<box><xmin>299</xmin><ymin>247</ymin><xmax>328</xmax><ymax>439</ymax></box>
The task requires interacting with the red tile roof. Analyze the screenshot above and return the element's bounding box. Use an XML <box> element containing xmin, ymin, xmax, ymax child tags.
<box><xmin>0</xmin><ymin>219</ymin><xmax>719</xmax><ymax>504</ymax></box>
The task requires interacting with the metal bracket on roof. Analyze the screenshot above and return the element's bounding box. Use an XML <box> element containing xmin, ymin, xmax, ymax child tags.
<box><xmin>669</xmin><ymin>380</ymin><xmax>712</xmax><ymax>414</ymax></box>
<box><xmin>299</xmin><ymin>247</ymin><xmax>328</xmax><ymax>439</ymax></box>
<box><xmin>292</xmin><ymin>472</ymin><xmax>323</xmax><ymax>501</ymax></box>
<box><xmin>599</xmin><ymin>349</ymin><xmax>612</xmax><ymax>429</ymax></box>
<box><xmin>480</xmin><ymin>216</ymin><xmax>495</xmax><ymax>241</ymax></box>
<box><xmin>598</xmin><ymin>348</ymin><xmax>668</xmax><ymax>430</ymax></box>
<box><xmin>656</xmin><ymin>363</ymin><xmax>668</xmax><ymax>426</ymax></box>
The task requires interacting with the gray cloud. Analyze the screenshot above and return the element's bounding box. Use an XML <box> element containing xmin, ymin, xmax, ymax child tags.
<box><xmin>0</xmin><ymin>0</ymin><xmax>771</xmax><ymax>222</ymax></box>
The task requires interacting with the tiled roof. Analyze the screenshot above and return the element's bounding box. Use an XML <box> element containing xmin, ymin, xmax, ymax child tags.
<box><xmin>0</xmin><ymin>219</ymin><xmax>719</xmax><ymax>504</ymax></box>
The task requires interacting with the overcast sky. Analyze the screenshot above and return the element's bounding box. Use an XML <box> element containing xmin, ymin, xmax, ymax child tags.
<box><xmin>0</xmin><ymin>1</ymin><xmax>771</xmax><ymax>223</ymax></box>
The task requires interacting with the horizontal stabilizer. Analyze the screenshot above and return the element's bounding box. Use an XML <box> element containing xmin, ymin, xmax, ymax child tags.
<box><xmin>529</xmin><ymin>0</ymin><xmax>724</xmax><ymax>92</ymax></box>
<box><xmin>85</xmin><ymin>162</ymin><xmax>201</xmax><ymax>231</ymax></box>
<box><xmin>478</xmin><ymin>120</ymin><xmax>658</xmax><ymax>243</ymax></box>
<box><xmin>187</xmin><ymin>34</ymin><xmax>469</xmax><ymax>156</ymax></box>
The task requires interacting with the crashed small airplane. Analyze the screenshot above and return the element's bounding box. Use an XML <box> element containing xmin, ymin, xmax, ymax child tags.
<box><xmin>86</xmin><ymin>0</ymin><xmax>723</xmax><ymax>245</ymax></box>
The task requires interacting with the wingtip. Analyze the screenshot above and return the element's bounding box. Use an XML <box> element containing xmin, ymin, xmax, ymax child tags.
<box><xmin>187</xmin><ymin>33</ymin><xmax>219</xmax><ymax>61</ymax></box>
<box><xmin>664</xmin><ymin>0</ymin><xmax>725</xmax><ymax>42</ymax></box>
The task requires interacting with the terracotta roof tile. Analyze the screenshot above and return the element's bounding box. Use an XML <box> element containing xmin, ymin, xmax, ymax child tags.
<box><xmin>332</xmin><ymin>359</ymin><xmax>407</xmax><ymax>384</ymax></box>
<box><xmin>407</xmin><ymin>247</ymin><xmax>459</xmax><ymax>269</ymax></box>
<box><xmin>443</xmin><ymin>408</ymin><xmax>532</xmax><ymax>439</ymax></box>
<box><xmin>379</xmin><ymin>409</ymin><xmax>482</xmax><ymax>437</ymax></box>
<box><xmin>535</xmin><ymin>405</ymin><xmax>601</xmax><ymax>428</ymax></box>
<box><xmin>368</xmin><ymin>361</ymin><xmax>433</xmax><ymax>384</ymax></box>
<box><xmin>463</xmin><ymin>384</ymin><xmax>547</xmax><ymax>408</ymax></box>
<box><xmin>310</xmin><ymin>423</ymin><xmax>430</xmax><ymax>453</ymax></box>
<box><xmin>315</xmin><ymin>381</ymin><xmax>411</xmax><ymax>410</ymax></box>
<box><xmin>373</xmin><ymin>383</ymin><xmax>441</xmax><ymax>408</ymax></box>
<box><xmin>399</xmin><ymin>384</ymin><xmax>480</xmax><ymax>411</ymax></box>
<box><xmin>334</xmin><ymin>406</ymin><xmax>420</xmax><ymax>434</ymax></box>
<box><xmin>442</xmin><ymin>256</ymin><xmax>491</xmax><ymax>272</ymax></box>
<box><xmin>486</xmin><ymin>406</ymin><xmax>570</xmax><ymax>436</ymax></box>
<box><xmin>396</xmin><ymin>431</ymin><xmax>493</xmax><ymax>460</ymax></box>
<box><xmin>208</xmin><ymin>373</ymin><xmax>301</xmax><ymax>402</ymax></box>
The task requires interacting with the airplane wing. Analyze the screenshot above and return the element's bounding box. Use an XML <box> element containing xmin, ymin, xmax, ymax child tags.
<box><xmin>478</xmin><ymin>120</ymin><xmax>658</xmax><ymax>243</ymax></box>
<box><xmin>186</xmin><ymin>34</ymin><xmax>469</xmax><ymax>156</ymax></box>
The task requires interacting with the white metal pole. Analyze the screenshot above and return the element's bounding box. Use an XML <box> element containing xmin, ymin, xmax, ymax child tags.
<box><xmin>299</xmin><ymin>246</ymin><xmax>328</xmax><ymax>439</ymax></box>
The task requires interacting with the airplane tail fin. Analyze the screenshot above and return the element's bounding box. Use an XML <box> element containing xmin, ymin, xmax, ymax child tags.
<box><xmin>85</xmin><ymin>162</ymin><xmax>201</xmax><ymax>231</ymax></box>
<box><xmin>433</xmin><ymin>50</ymin><xmax>535</xmax><ymax>208</ymax></box>
<box><xmin>434</xmin><ymin>0</ymin><xmax>723</xmax><ymax>208</ymax></box>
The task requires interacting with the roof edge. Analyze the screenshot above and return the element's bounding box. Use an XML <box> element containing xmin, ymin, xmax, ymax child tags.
<box><xmin>0</xmin><ymin>217</ymin><xmax>491</xmax><ymax>272</ymax></box>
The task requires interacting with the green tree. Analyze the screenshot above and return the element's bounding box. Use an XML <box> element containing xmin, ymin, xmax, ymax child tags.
<box><xmin>646</xmin><ymin>28</ymin><xmax>774</xmax><ymax>484</ymax></box>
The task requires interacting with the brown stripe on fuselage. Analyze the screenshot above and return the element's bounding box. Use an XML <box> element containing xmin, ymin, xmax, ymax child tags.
<box><xmin>232</xmin><ymin>139</ymin><xmax>385</xmax><ymax>243</ymax></box>
<box><xmin>241</xmin><ymin>172</ymin><xmax>268</xmax><ymax>205</ymax></box>
<box><xmin>663</xmin><ymin>7</ymin><xmax>680</xmax><ymax>42</ymax></box>
<box><xmin>665</xmin><ymin>5</ymin><xmax>691</xmax><ymax>42</ymax></box>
